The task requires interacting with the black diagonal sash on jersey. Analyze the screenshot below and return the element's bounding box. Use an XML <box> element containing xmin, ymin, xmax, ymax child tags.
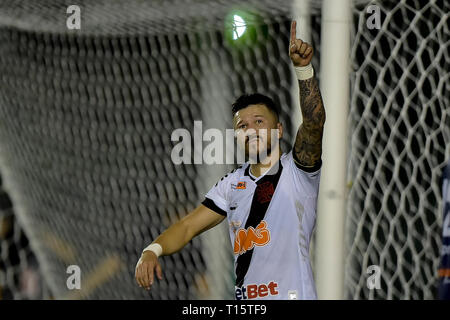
<box><xmin>235</xmin><ymin>161</ymin><xmax>283</xmax><ymax>287</ymax></box>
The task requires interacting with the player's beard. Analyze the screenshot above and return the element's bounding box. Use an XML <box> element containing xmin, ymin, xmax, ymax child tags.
<box><xmin>245</xmin><ymin>136</ymin><xmax>277</xmax><ymax>165</ymax></box>
<box><xmin>246</xmin><ymin>146</ymin><xmax>271</xmax><ymax>164</ymax></box>
<box><xmin>235</xmin><ymin>128</ymin><xmax>280</xmax><ymax>165</ymax></box>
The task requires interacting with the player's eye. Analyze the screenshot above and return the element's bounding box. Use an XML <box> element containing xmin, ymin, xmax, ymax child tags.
<box><xmin>256</xmin><ymin>119</ymin><xmax>263</xmax><ymax>124</ymax></box>
<box><xmin>239</xmin><ymin>124</ymin><xmax>247</xmax><ymax>129</ymax></box>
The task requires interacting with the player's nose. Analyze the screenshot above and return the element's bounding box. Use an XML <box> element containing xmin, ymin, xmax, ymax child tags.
<box><xmin>245</xmin><ymin>127</ymin><xmax>259</xmax><ymax>139</ymax></box>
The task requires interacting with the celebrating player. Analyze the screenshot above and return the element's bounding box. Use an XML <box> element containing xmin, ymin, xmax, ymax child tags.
<box><xmin>135</xmin><ymin>20</ymin><xmax>326</xmax><ymax>299</ymax></box>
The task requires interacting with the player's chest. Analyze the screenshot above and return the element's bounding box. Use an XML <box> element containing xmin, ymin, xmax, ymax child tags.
<box><xmin>227</xmin><ymin>176</ymin><xmax>293</xmax><ymax>221</ymax></box>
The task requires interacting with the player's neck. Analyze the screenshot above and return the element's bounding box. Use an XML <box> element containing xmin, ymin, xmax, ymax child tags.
<box><xmin>249</xmin><ymin>147</ymin><xmax>282</xmax><ymax>178</ymax></box>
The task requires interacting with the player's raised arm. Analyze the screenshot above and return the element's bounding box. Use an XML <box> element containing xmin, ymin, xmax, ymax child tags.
<box><xmin>289</xmin><ymin>20</ymin><xmax>326</xmax><ymax>169</ymax></box>
<box><xmin>135</xmin><ymin>205</ymin><xmax>225</xmax><ymax>290</ymax></box>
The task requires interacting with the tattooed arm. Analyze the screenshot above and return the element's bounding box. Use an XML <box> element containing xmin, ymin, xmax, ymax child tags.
<box><xmin>294</xmin><ymin>77</ymin><xmax>326</xmax><ymax>168</ymax></box>
<box><xmin>289</xmin><ymin>20</ymin><xmax>326</xmax><ymax>169</ymax></box>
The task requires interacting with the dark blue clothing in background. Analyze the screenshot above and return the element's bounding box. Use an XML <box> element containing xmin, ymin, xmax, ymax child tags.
<box><xmin>439</xmin><ymin>161</ymin><xmax>450</xmax><ymax>300</ymax></box>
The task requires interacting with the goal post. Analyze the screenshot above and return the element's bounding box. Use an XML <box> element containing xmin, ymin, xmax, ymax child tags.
<box><xmin>314</xmin><ymin>0</ymin><xmax>352</xmax><ymax>300</ymax></box>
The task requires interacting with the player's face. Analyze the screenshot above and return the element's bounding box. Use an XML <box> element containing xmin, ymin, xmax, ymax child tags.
<box><xmin>233</xmin><ymin>104</ymin><xmax>282</xmax><ymax>161</ymax></box>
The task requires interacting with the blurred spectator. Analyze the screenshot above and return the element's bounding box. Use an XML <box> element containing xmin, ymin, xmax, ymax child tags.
<box><xmin>0</xmin><ymin>175</ymin><xmax>44</xmax><ymax>299</ymax></box>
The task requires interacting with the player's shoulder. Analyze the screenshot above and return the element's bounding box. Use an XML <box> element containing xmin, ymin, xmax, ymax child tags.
<box><xmin>213</xmin><ymin>165</ymin><xmax>246</xmax><ymax>187</ymax></box>
<box><xmin>282</xmin><ymin>149</ymin><xmax>321</xmax><ymax>177</ymax></box>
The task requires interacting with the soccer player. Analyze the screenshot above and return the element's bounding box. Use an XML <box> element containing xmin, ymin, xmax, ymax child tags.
<box><xmin>135</xmin><ymin>20</ymin><xmax>326</xmax><ymax>300</ymax></box>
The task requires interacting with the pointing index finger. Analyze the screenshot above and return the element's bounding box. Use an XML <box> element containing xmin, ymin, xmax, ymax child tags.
<box><xmin>290</xmin><ymin>20</ymin><xmax>297</xmax><ymax>44</ymax></box>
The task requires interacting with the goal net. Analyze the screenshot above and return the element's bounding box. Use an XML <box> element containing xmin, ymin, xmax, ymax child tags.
<box><xmin>0</xmin><ymin>0</ymin><xmax>448</xmax><ymax>300</ymax></box>
<box><xmin>345</xmin><ymin>0</ymin><xmax>449</xmax><ymax>299</ymax></box>
<box><xmin>0</xmin><ymin>0</ymin><xmax>298</xmax><ymax>299</ymax></box>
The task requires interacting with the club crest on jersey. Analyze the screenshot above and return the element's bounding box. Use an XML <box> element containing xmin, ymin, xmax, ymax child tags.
<box><xmin>256</xmin><ymin>181</ymin><xmax>275</xmax><ymax>203</ymax></box>
<box><xmin>233</xmin><ymin>220</ymin><xmax>270</xmax><ymax>255</ymax></box>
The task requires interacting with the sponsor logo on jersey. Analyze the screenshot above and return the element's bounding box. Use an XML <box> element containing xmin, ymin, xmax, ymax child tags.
<box><xmin>236</xmin><ymin>181</ymin><xmax>246</xmax><ymax>189</ymax></box>
<box><xmin>235</xmin><ymin>281</ymin><xmax>279</xmax><ymax>300</ymax></box>
<box><xmin>233</xmin><ymin>220</ymin><xmax>270</xmax><ymax>255</ymax></box>
<box><xmin>231</xmin><ymin>181</ymin><xmax>247</xmax><ymax>190</ymax></box>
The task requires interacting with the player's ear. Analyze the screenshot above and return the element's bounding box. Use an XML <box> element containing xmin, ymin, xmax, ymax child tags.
<box><xmin>277</xmin><ymin>122</ymin><xmax>283</xmax><ymax>140</ymax></box>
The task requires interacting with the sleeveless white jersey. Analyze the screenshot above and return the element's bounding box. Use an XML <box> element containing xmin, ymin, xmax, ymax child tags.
<box><xmin>202</xmin><ymin>150</ymin><xmax>321</xmax><ymax>300</ymax></box>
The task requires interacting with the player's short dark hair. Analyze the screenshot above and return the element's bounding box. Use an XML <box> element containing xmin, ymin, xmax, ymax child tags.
<box><xmin>231</xmin><ymin>93</ymin><xmax>280</xmax><ymax>120</ymax></box>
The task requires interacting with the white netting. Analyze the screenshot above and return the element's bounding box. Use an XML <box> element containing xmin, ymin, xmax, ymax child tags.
<box><xmin>345</xmin><ymin>0</ymin><xmax>449</xmax><ymax>299</ymax></box>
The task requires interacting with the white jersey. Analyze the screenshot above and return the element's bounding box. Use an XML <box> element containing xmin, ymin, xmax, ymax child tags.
<box><xmin>202</xmin><ymin>150</ymin><xmax>321</xmax><ymax>300</ymax></box>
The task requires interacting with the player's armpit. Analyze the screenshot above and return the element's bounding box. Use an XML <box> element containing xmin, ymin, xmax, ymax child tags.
<box><xmin>294</xmin><ymin>76</ymin><xmax>326</xmax><ymax>168</ymax></box>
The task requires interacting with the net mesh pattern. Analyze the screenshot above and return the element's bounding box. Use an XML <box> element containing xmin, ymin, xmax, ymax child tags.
<box><xmin>345</xmin><ymin>0</ymin><xmax>449</xmax><ymax>299</ymax></box>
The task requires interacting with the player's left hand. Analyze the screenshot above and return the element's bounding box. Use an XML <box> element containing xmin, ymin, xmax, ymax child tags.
<box><xmin>289</xmin><ymin>20</ymin><xmax>314</xmax><ymax>67</ymax></box>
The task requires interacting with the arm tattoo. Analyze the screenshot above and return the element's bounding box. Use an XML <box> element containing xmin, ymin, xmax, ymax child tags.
<box><xmin>294</xmin><ymin>76</ymin><xmax>326</xmax><ymax>168</ymax></box>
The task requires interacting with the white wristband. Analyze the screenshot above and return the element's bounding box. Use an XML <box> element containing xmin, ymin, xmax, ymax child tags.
<box><xmin>143</xmin><ymin>243</ymin><xmax>163</xmax><ymax>257</ymax></box>
<box><xmin>294</xmin><ymin>64</ymin><xmax>314</xmax><ymax>80</ymax></box>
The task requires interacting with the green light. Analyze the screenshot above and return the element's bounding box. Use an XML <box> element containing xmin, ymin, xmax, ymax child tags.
<box><xmin>224</xmin><ymin>9</ymin><xmax>253</xmax><ymax>46</ymax></box>
<box><xmin>232</xmin><ymin>14</ymin><xmax>247</xmax><ymax>40</ymax></box>
<box><xmin>224</xmin><ymin>8</ymin><xmax>268</xmax><ymax>48</ymax></box>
